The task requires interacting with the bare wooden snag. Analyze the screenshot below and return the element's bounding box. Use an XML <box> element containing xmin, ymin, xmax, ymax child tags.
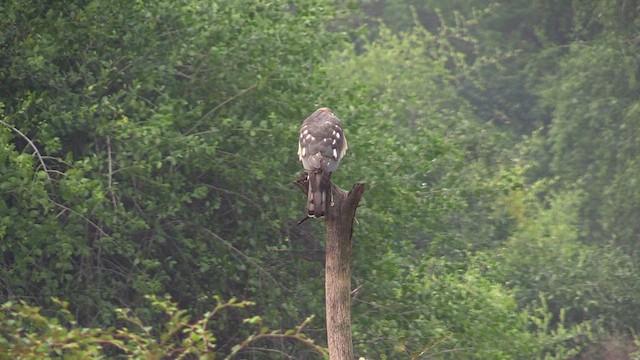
<box><xmin>295</xmin><ymin>173</ymin><xmax>366</xmax><ymax>360</ymax></box>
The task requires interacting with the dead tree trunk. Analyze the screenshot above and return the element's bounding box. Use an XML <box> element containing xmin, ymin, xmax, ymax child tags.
<box><xmin>295</xmin><ymin>174</ymin><xmax>366</xmax><ymax>360</ymax></box>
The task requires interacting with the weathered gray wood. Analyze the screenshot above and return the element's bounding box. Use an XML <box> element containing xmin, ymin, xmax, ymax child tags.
<box><xmin>295</xmin><ymin>174</ymin><xmax>366</xmax><ymax>360</ymax></box>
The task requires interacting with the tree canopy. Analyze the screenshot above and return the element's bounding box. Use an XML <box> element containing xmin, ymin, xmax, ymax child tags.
<box><xmin>2</xmin><ymin>0</ymin><xmax>640</xmax><ymax>358</ymax></box>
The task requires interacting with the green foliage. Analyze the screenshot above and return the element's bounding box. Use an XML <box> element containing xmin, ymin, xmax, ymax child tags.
<box><xmin>311</xmin><ymin>18</ymin><xmax>590</xmax><ymax>357</ymax></box>
<box><xmin>351</xmin><ymin>253</ymin><xmax>590</xmax><ymax>359</ymax></box>
<box><xmin>484</xmin><ymin>184</ymin><xmax>640</xmax><ymax>332</ymax></box>
<box><xmin>1</xmin><ymin>0</ymin><xmax>347</xmax><ymax>330</ymax></box>
<box><xmin>0</xmin><ymin>295</ymin><xmax>326</xmax><ymax>359</ymax></box>
<box><xmin>541</xmin><ymin>36</ymin><xmax>640</xmax><ymax>244</ymax></box>
<box><xmin>318</xmin><ymin>21</ymin><xmax>515</xmax><ymax>257</ymax></box>
<box><xmin>2</xmin><ymin>0</ymin><xmax>640</xmax><ymax>358</ymax></box>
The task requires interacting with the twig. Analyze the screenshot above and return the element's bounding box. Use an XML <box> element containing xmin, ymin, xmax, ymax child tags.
<box><xmin>197</xmin><ymin>225</ymin><xmax>283</xmax><ymax>290</ymax></box>
<box><xmin>350</xmin><ymin>283</ymin><xmax>363</xmax><ymax>296</ymax></box>
<box><xmin>183</xmin><ymin>82</ymin><xmax>259</xmax><ymax>136</ymax></box>
<box><xmin>422</xmin><ymin>347</ymin><xmax>469</xmax><ymax>359</ymax></box>
<box><xmin>0</xmin><ymin>119</ymin><xmax>50</xmax><ymax>180</ymax></box>
<box><xmin>53</xmin><ymin>202</ymin><xmax>110</xmax><ymax>237</ymax></box>
<box><xmin>225</xmin><ymin>317</ymin><xmax>327</xmax><ymax>360</ymax></box>
<box><xmin>106</xmin><ymin>135</ymin><xmax>118</xmax><ymax>211</ymax></box>
<box><xmin>234</xmin><ymin>347</ymin><xmax>297</xmax><ymax>359</ymax></box>
<box><xmin>413</xmin><ymin>333</ymin><xmax>453</xmax><ymax>359</ymax></box>
<box><xmin>296</xmin><ymin>215</ymin><xmax>312</xmax><ymax>225</ymax></box>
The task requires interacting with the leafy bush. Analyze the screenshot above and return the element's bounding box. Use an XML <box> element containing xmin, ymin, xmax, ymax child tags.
<box><xmin>485</xmin><ymin>185</ymin><xmax>640</xmax><ymax>333</ymax></box>
<box><xmin>0</xmin><ymin>0</ymin><xmax>346</xmax><ymax>334</ymax></box>
<box><xmin>351</xmin><ymin>253</ymin><xmax>589</xmax><ymax>359</ymax></box>
<box><xmin>0</xmin><ymin>295</ymin><xmax>326</xmax><ymax>359</ymax></box>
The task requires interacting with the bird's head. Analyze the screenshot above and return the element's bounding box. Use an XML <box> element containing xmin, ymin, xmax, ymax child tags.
<box><xmin>316</xmin><ymin>107</ymin><xmax>334</xmax><ymax>116</ymax></box>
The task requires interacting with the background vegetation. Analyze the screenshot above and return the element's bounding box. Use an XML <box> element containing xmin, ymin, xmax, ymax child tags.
<box><xmin>2</xmin><ymin>0</ymin><xmax>640</xmax><ymax>358</ymax></box>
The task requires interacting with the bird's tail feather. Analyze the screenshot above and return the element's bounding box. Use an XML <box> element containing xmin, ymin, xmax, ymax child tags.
<box><xmin>307</xmin><ymin>171</ymin><xmax>331</xmax><ymax>218</ymax></box>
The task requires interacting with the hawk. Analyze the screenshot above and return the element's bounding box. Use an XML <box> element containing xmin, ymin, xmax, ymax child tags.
<box><xmin>298</xmin><ymin>107</ymin><xmax>348</xmax><ymax>218</ymax></box>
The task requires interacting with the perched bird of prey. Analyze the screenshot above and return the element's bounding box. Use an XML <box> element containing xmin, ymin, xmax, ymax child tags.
<box><xmin>298</xmin><ymin>107</ymin><xmax>348</xmax><ymax>218</ymax></box>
